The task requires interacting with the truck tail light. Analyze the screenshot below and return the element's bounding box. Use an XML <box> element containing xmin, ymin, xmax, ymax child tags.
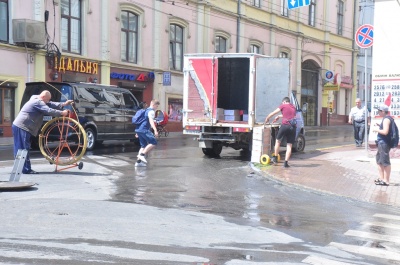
<box><xmin>233</xmin><ymin>127</ymin><xmax>250</xmax><ymax>132</ymax></box>
<box><xmin>185</xmin><ymin>125</ymin><xmax>201</xmax><ymax>130</ymax></box>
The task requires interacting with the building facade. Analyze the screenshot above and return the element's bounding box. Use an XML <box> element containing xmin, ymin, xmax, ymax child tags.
<box><xmin>0</xmin><ymin>0</ymin><xmax>358</xmax><ymax>137</ymax></box>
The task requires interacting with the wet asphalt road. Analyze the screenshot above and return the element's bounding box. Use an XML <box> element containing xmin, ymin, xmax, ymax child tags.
<box><xmin>1</xmin><ymin>127</ymin><xmax>400</xmax><ymax>264</ymax></box>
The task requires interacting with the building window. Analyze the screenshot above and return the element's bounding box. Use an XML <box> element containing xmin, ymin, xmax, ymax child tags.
<box><xmin>250</xmin><ymin>44</ymin><xmax>260</xmax><ymax>54</ymax></box>
<box><xmin>61</xmin><ymin>0</ymin><xmax>81</xmax><ymax>54</ymax></box>
<box><xmin>281</xmin><ymin>0</ymin><xmax>289</xmax><ymax>17</ymax></box>
<box><xmin>169</xmin><ymin>24</ymin><xmax>183</xmax><ymax>71</ymax></box>
<box><xmin>215</xmin><ymin>36</ymin><xmax>227</xmax><ymax>53</ymax></box>
<box><xmin>0</xmin><ymin>0</ymin><xmax>8</xmax><ymax>42</ymax></box>
<box><xmin>337</xmin><ymin>0</ymin><xmax>344</xmax><ymax>35</ymax></box>
<box><xmin>167</xmin><ymin>96</ymin><xmax>183</xmax><ymax>122</ymax></box>
<box><xmin>121</xmin><ymin>11</ymin><xmax>138</xmax><ymax>63</ymax></box>
<box><xmin>308</xmin><ymin>0</ymin><xmax>316</xmax><ymax>27</ymax></box>
<box><xmin>252</xmin><ymin>0</ymin><xmax>261</xmax><ymax>8</ymax></box>
<box><xmin>0</xmin><ymin>87</ymin><xmax>14</xmax><ymax>125</ymax></box>
<box><xmin>279</xmin><ymin>52</ymin><xmax>289</xmax><ymax>58</ymax></box>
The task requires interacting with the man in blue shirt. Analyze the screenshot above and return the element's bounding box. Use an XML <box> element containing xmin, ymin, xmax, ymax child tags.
<box><xmin>135</xmin><ymin>99</ymin><xmax>160</xmax><ymax>167</ymax></box>
<box><xmin>12</xmin><ymin>90</ymin><xmax>73</xmax><ymax>174</ymax></box>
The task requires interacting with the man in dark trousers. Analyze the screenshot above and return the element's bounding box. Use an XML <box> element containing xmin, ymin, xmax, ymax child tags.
<box><xmin>12</xmin><ymin>90</ymin><xmax>73</xmax><ymax>174</ymax></box>
<box><xmin>264</xmin><ymin>96</ymin><xmax>297</xmax><ymax>168</ymax></box>
<box><xmin>348</xmin><ymin>98</ymin><xmax>367</xmax><ymax>147</ymax></box>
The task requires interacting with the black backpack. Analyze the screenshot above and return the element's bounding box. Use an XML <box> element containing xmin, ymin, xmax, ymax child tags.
<box><xmin>386</xmin><ymin>116</ymin><xmax>399</xmax><ymax>148</ymax></box>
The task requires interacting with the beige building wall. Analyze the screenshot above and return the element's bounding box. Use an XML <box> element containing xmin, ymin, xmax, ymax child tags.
<box><xmin>0</xmin><ymin>0</ymin><xmax>358</xmax><ymax>129</ymax></box>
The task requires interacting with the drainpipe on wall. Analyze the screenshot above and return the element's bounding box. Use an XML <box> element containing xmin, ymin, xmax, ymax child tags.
<box><xmin>236</xmin><ymin>0</ymin><xmax>241</xmax><ymax>53</ymax></box>
<box><xmin>351</xmin><ymin>0</ymin><xmax>357</xmax><ymax>103</ymax></box>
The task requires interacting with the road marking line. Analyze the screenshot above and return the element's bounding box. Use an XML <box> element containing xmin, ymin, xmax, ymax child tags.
<box><xmin>373</xmin><ymin>213</ymin><xmax>400</xmax><ymax>221</ymax></box>
<box><xmin>362</xmin><ymin>221</ymin><xmax>400</xmax><ymax>230</ymax></box>
<box><xmin>345</xmin><ymin>230</ymin><xmax>400</xmax><ymax>243</ymax></box>
<box><xmin>302</xmin><ymin>255</ymin><xmax>359</xmax><ymax>265</ymax></box>
<box><xmin>330</xmin><ymin>242</ymin><xmax>400</xmax><ymax>261</ymax></box>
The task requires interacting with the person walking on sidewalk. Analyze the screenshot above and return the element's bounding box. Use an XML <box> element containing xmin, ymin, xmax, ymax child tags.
<box><xmin>264</xmin><ymin>96</ymin><xmax>296</xmax><ymax>168</ymax></box>
<box><xmin>12</xmin><ymin>90</ymin><xmax>73</xmax><ymax>174</ymax></box>
<box><xmin>134</xmin><ymin>99</ymin><xmax>160</xmax><ymax>167</ymax></box>
<box><xmin>372</xmin><ymin>104</ymin><xmax>392</xmax><ymax>186</ymax></box>
<box><xmin>348</xmin><ymin>98</ymin><xmax>367</xmax><ymax>147</ymax></box>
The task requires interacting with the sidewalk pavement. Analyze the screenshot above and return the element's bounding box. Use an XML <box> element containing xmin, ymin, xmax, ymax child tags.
<box><xmin>258</xmin><ymin>144</ymin><xmax>400</xmax><ymax>208</ymax></box>
<box><xmin>2</xmin><ymin>129</ymin><xmax>399</xmax><ymax>207</ymax></box>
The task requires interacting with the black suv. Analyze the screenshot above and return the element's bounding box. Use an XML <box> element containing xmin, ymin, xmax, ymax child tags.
<box><xmin>20</xmin><ymin>82</ymin><xmax>139</xmax><ymax>150</ymax></box>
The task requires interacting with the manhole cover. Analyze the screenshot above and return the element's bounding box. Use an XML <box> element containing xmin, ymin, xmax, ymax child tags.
<box><xmin>0</xmin><ymin>182</ymin><xmax>36</xmax><ymax>190</ymax></box>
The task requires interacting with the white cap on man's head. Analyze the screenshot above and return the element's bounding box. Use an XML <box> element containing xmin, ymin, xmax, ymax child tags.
<box><xmin>377</xmin><ymin>104</ymin><xmax>389</xmax><ymax>112</ymax></box>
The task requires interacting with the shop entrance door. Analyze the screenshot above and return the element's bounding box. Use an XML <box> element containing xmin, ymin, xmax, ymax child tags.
<box><xmin>0</xmin><ymin>84</ymin><xmax>16</xmax><ymax>137</ymax></box>
<box><xmin>301</xmin><ymin>60</ymin><xmax>319</xmax><ymax>126</ymax></box>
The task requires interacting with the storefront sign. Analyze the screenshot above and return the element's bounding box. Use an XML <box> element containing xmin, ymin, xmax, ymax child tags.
<box><xmin>340</xmin><ymin>75</ymin><xmax>354</xmax><ymax>89</ymax></box>
<box><xmin>55</xmin><ymin>57</ymin><xmax>98</xmax><ymax>74</ymax></box>
<box><xmin>110</xmin><ymin>72</ymin><xmax>155</xmax><ymax>82</ymax></box>
<box><xmin>323</xmin><ymin>83</ymin><xmax>339</xmax><ymax>91</ymax></box>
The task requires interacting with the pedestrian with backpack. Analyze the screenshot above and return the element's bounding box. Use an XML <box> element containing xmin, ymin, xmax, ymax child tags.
<box><xmin>134</xmin><ymin>99</ymin><xmax>160</xmax><ymax>167</ymax></box>
<box><xmin>372</xmin><ymin>104</ymin><xmax>396</xmax><ymax>186</ymax></box>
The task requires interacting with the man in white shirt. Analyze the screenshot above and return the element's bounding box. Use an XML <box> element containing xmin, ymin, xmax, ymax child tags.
<box><xmin>348</xmin><ymin>98</ymin><xmax>367</xmax><ymax>147</ymax></box>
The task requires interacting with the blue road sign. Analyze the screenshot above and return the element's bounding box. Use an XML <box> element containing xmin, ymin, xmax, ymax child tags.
<box><xmin>355</xmin><ymin>24</ymin><xmax>373</xmax><ymax>48</ymax></box>
<box><xmin>288</xmin><ymin>0</ymin><xmax>310</xmax><ymax>10</ymax></box>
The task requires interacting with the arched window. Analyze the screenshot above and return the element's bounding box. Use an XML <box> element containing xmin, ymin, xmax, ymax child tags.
<box><xmin>249</xmin><ymin>40</ymin><xmax>263</xmax><ymax>54</ymax></box>
<box><xmin>61</xmin><ymin>0</ymin><xmax>81</xmax><ymax>54</ymax></box>
<box><xmin>250</xmin><ymin>44</ymin><xmax>260</xmax><ymax>54</ymax></box>
<box><xmin>121</xmin><ymin>11</ymin><xmax>138</xmax><ymax>63</ymax></box>
<box><xmin>169</xmin><ymin>24</ymin><xmax>184</xmax><ymax>71</ymax></box>
<box><xmin>279</xmin><ymin>52</ymin><xmax>288</xmax><ymax>58</ymax></box>
<box><xmin>215</xmin><ymin>36</ymin><xmax>227</xmax><ymax>53</ymax></box>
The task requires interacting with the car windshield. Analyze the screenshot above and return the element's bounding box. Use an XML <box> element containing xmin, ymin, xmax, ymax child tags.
<box><xmin>60</xmin><ymin>85</ymin><xmax>73</xmax><ymax>103</ymax></box>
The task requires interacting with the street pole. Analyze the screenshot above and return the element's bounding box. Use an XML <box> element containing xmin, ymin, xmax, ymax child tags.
<box><xmin>364</xmin><ymin>48</ymin><xmax>368</xmax><ymax>153</ymax></box>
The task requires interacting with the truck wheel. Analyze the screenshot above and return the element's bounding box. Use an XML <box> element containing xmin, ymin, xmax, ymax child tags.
<box><xmin>202</xmin><ymin>142</ymin><xmax>223</xmax><ymax>157</ymax></box>
<box><xmin>86</xmin><ymin>128</ymin><xmax>97</xmax><ymax>151</ymax></box>
<box><xmin>202</xmin><ymin>148</ymin><xmax>213</xmax><ymax>156</ymax></box>
<box><xmin>293</xmin><ymin>134</ymin><xmax>305</xmax><ymax>152</ymax></box>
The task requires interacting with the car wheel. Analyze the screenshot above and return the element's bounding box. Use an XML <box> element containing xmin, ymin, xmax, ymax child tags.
<box><xmin>86</xmin><ymin>128</ymin><xmax>97</xmax><ymax>151</ymax></box>
<box><xmin>293</xmin><ymin>134</ymin><xmax>305</xmax><ymax>152</ymax></box>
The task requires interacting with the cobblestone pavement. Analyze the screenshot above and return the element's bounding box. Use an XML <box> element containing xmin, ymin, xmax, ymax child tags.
<box><xmin>258</xmin><ymin>144</ymin><xmax>400</xmax><ymax>207</ymax></box>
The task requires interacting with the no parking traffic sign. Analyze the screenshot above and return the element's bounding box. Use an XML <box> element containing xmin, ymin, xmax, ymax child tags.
<box><xmin>355</xmin><ymin>24</ymin><xmax>374</xmax><ymax>48</ymax></box>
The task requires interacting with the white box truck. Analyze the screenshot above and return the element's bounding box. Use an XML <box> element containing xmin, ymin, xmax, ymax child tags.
<box><xmin>182</xmin><ymin>53</ymin><xmax>306</xmax><ymax>161</ymax></box>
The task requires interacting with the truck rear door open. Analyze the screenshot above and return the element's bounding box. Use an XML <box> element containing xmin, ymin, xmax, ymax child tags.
<box><xmin>254</xmin><ymin>57</ymin><xmax>290</xmax><ymax>123</ymax></box>
<box><xmin>184</xmin><ymin>57</ymin><xmax>218</xmax><ymax>126</ymax></box>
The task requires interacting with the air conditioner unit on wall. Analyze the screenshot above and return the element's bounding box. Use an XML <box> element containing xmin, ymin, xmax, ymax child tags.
<box><xmin>12</xmin><ymin>19</ymin><xmax>45</xmax><ymax>45</ymax></box>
